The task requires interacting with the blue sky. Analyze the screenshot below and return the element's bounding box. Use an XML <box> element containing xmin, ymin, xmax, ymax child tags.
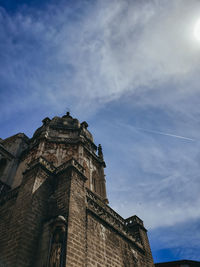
<box><xmin>1</xmin><ymin>0</ymin><xmax>200</xmax><ymax>263</ymax></box>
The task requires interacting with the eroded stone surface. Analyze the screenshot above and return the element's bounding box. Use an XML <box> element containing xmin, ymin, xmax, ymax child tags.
<box><xmin>0</xmin><ymin>112</ymin><xmax>154</xmax><ymax>267</ymax></box>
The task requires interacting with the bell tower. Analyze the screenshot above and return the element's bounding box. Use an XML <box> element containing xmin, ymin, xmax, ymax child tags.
<box><xmin>13</xmin><ymin>112</ymin><xmax>108</xmax><ymax>203</ymax></box>
<box><xmin>0</xmin><ymin>112</ymin><xmax>154</xmax><ymax>267</ymax></box>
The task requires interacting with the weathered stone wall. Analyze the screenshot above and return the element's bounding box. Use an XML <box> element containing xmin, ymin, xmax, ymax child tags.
<box><xmin>35</xmin><ymin>221</ymin><xmax>51</xmax><ymax>267</ymax></box>
<box><xmin>43</xmin><ymin>142</ymin><xmax>79</xmax><ymax>167</ymax></box>
<box><xmin>82</xmin><ymin>146</ymin><xmax>106</xmax><ymax>198</ymax></box>
<box><xmin>65</xmin><ymin>169</ymin><xmax>87</xmax><ymax>267</ymax></box>
<box><xmin>2</xmin><ymin>134</ymin><xmax>28</xmax><ymax>157</ymax></box>
<box><xmin>86</xmin><ymin>214</ymin><xmax>146</xmax><ymax>267</ymax></box>
<box><xmin>85</xmin><ymin>189</ymin><xmax>154</xmax><ymax>267</ymax></box>
<box><xmin>1</xmin><ymin>165</ymin><xmax>52</xmax><ymax>267</ymax></box>
<box><xmin>0</xmin><ymin>133</ymin><xmax>28</xmax><ymax>187</ymax></box>
<box><xmin>0</xmin><ymin>160</ymin><xmax>154</xmax><ymax>267</ymax></box>
<box><xmin>0</xmin><ymin>156</ymin><xmax>13</xmax><ymax>184</ymax></box>
<box><xmin>0</xmin><ymin>191</ymin><xmax>18</xmax><ymax>267</ymax></box>
<box><xmin>0</xmin><ymin>114</ymin><xmax>154</xmax><ymax>267</ymax></box>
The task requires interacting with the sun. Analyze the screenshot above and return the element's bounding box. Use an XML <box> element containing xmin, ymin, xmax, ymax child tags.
<box><xmin>194</xmin><ymin>19</ymin><xmax>200</xmax><ymax>41</ymax></box>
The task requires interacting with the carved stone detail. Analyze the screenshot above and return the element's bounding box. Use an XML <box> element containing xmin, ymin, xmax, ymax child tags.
<box><xmin>56</xmin><ymin>158</ymin><xmax>85</xmax><ymax>175</ymax></box>
<box><xmin>48</xmin><ymin>216</ymin><xmax>67</xmax><ymax>267</ymax></box>
<box><xmin>27</xmin><ymin>156</ymin><xmax>56</xmax><ymax>173</ymax></box>
<box><xmin>86</xmin><ymin>188</ymin><xmax>143</xmax><ymax>247</ymax></box>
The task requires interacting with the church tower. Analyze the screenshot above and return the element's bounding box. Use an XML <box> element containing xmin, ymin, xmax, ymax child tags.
<box><xmin>12</xmin><ymin>112</ymin><xmax>108</xmax><ymax>204</ymax></box>
<box><xmin>0</xmin><ymin>113</ymin><xmax>154</xmax><ymax>267</ymax></box>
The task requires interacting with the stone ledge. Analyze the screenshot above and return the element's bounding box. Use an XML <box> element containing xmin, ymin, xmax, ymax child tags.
<box><xmin>125</xmin><ymin>215</ymin><xmax>147</xmax><ymax>232</ymax></box>
<box><xmin>56</xmin><ymin>158</ymin><xmax>87</xmax><ymax>182</ymax></box>
<box><xmin>27</xmin><ymin>156</ymin><xmax>56</xmax><ymax>173</ymax></box>
<box><xmin>56</xmin><ymin>158</ymin><xmax>84</xmax><ymax>175</ymax></box>
<box><xmin>86</xmin><ymin>188</ymin><xmax>144</xmax><ymax>251</ymax></box>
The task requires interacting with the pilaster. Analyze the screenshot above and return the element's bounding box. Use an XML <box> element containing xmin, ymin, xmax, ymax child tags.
<box><xmin>125</xmin><ymin>215</ymin><xmax>154</xmax><ymax>266</ymax></box>
<box><xmin>54</xmin><ymin>159</ymin><xmax>87</xmax><ymax>267</ymax></box>
<box><xmin>7</xmin><ymin>157</ymin><xmax>54</xmax><ymax>267</ymax></box>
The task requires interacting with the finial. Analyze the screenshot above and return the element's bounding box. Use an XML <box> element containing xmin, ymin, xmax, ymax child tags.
<box><xmin>81</xmin><ymin>121</ymin><xmax>88</xmax><ymax>129</ymax></box>
<box><xmin>42</xmin><ymin>117</ymin><xmax>50</xmax><ymax>125</ymax></box>
<box><xmin>98</xmin><ymin>144</ymin><xmax>103</xmax><ymax>159</ymax></box>
<box><xmin>62</xmin><ymin>111</ymin><xmax>72</xmax><ymax>119</ymax></box>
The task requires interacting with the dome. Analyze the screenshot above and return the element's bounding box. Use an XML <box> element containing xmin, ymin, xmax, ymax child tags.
<box><xmin>32</xmin><ymin>112</ymin><xmax>94</xmax><ymax>143</ymax></box>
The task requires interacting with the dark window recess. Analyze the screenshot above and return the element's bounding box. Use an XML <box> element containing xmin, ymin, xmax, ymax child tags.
<box><xmin>0</xmin><ymin>158</ymin><xmax>7</xmax><ymax>177</ymax></box>
<box><xmin>92</xmin><ymin>177</ymin><xmax>96</xmax><ymax>192</ymax></box>
<box><xmin>0</xmin><ymin>180</ymin><xmax>11</xmax><ymax>196</ymax></box>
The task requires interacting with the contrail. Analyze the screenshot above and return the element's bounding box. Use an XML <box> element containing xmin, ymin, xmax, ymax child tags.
<box><xmin>137</xmin><ymin>127</ymin><xmax>195</xmax><ymax>141</ymax></box>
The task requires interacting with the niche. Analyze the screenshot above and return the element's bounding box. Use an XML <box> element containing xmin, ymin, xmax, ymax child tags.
<box><xmin>48</xmin><ymin>216</ymin><xmax>67</xmax><ymax>267</ymax></box>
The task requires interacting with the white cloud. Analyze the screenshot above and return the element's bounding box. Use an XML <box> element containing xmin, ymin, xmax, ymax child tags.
<box><xmin>100</xmin><ymin>120</ymin><xmax>200</xmax><ymax>229</ymax></box>
<box><xmin>1</xmin><ymin>0</ymin><xmax>200</xmax><ymax>233</ymax></box>
<box><xmin>1</xmin><ymin>0</ymin><xmax>200</xmax><ymax>119</ymax></box>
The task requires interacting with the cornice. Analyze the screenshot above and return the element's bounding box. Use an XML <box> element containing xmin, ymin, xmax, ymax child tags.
<box><xmin>0</xmin><ymin>144</ymin><xmax>15</xmax><ymax>160</ymax></box>
<box><xmin>23</xmin><ymin>156</ymin><xmax>56</xmax><ymax>176</ymax></box>
<box><xmin>56</xmin><ymin>158</ymin><xmax>87</xmax><ymax>182</ymax></box>
<box><xmin>22</xmin><ymin>136</ymin><xmax>105</xmax><ymax>166</ymax></box>
<box><xmin>86</xmin><ymin>188</ymin><xmax>144</xmax><ymax>252</ymax></box>
<box><xmin>23</xmin><ymin>156</ymin><xmax>87</xmax><ymax>183</ymax></box>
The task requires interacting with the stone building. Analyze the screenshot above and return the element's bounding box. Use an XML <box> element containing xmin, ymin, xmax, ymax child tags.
<box><xmin>0</xmin><ymin>112</ymin><xmax>154</xmax><ymax>267</ymax></box>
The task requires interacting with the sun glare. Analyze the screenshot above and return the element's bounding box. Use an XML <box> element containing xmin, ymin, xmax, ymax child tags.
<box><xmin>194</xmin><ymin>19</ymin><xmax>200</xmax><ymax>41</ymax></box>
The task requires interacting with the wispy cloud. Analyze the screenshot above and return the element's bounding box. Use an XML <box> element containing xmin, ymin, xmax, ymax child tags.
<box><xmin>1</xmin><ymin>0</ymin><xmax>200</xmax><ymax>228</ymax></box>
<box><xmin>1</xmin><ymin>0</ymin><xmax>200</xmax><ymax>261</ymax></box>
<box><xmin>150</xmin><ymin>217</ymin><xmax>200</xmax><ymax>261</ymax></box>
<box><xmin>97</xmin><ymin>119</ymin><xmax>200</xmax><ymax>230</ymax></box>
<box><xmin>136</xmin><ymin>127</ymin><xmax>195</xmax><ymax>141</ymax></box>
<box><xmin>1</xmin><ymin>0</ymin><xmax>200</xmax><ymax>119</ymax></box>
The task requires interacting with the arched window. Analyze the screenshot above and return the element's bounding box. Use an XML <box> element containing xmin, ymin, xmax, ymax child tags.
<box><xmin>92</xmin><ymin>177</ymin><xmax>96</xmax><ymax>192</ymax></box>
<box><xmin>0</xmin><ymin>158</ymin><xmax>7</xmax><ymax>178</ymax></box>
<box><xmin>92</xmin><ymin>170</ymin><xmax>99</xmax><ymax>193</ymax></box>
